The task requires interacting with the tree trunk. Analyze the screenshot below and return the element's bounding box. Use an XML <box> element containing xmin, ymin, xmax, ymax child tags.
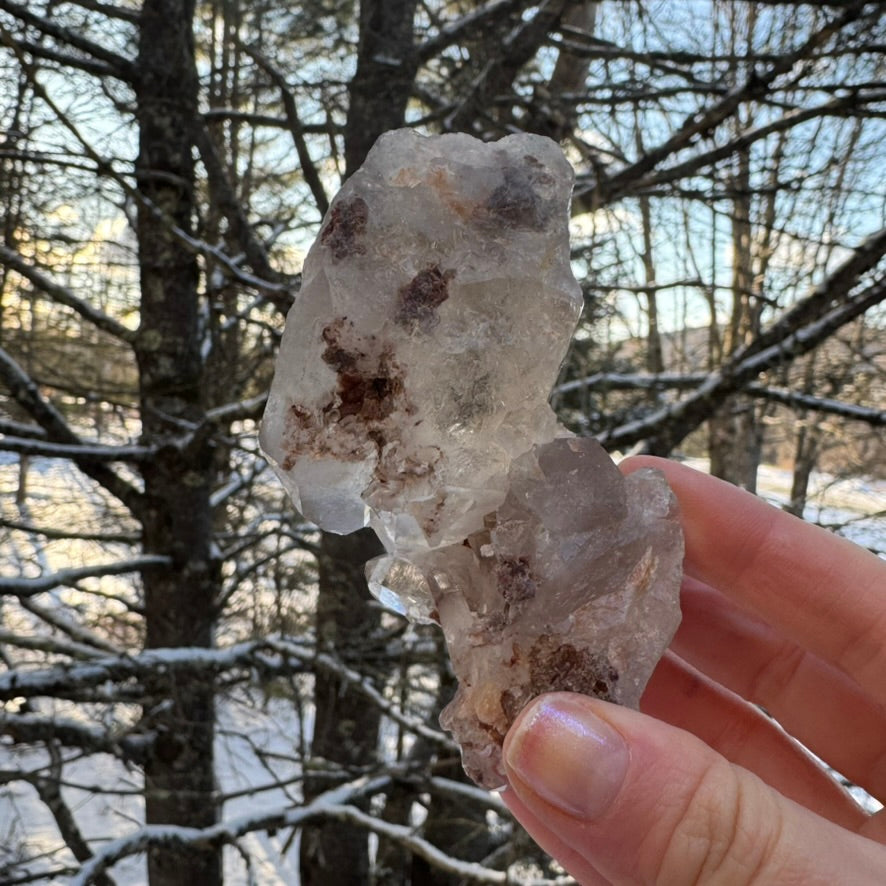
<box><xmin>134</xmin><ymin>1</ymin><xmax>220</xmax><ymax>882</ymax></box>
<box><xmin>786</xmin><ymin>356</ymin><xmax>825</xmax><ymax>517</ymax></box>
<box><xmin>708</xmin><ymin>397</ymin><xmax>762</xmax><ymax>492</ymax></box>
<box><xmin>787</xmin><ymin>417</ymin><xmax>821</xmax><ymax>518</ymax></box>
<box><xmin>301</xmin><ymin>3</ymin><xmax>417</xmax><ymax>881</ymax></box>
<box><xmin>637</xmin><ymin>124</ymin><xmax>664</xmax><ymax>379</ymax></box>
<box><xmin>300</xmin><ymin>528</ymin><xmax>384</xmax><ymax>886</ymax></box>
<box><xmin>344</xmin><ymin>0</ymin><xmax>419</xmax><ymax>178</ymax></box>
<box><xmin>526</xmin><ymin>2</ymin><xmax>597</xmax><ymax>141</ymax></box>
<box><xmin>708</xmin><ymin>143</ymin><xmax>761</xmax><ymax>491</ymax></box>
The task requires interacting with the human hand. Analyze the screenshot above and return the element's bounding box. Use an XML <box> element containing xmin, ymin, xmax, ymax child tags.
<box><xmin>501</xmin><ymin>456</ymin><xmax>886</xmax><ymax>885</ymax></box>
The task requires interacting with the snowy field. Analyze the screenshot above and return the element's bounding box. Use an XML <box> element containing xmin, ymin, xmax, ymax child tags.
<box><xmin>0</xmin><ymin>695</ymin><xmax>308</xmax><ymax>884</ymax></box>
<box><xmin>682</xmin><ymin>457</ymin><xmax>886</xmax><ymax>557</ymax></box>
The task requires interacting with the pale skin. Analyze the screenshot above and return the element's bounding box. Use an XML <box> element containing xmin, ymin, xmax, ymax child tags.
<box><xmin>501</xmin><ymin>456</ymin><xmax>886</xmax><ymax>885</ymax></box>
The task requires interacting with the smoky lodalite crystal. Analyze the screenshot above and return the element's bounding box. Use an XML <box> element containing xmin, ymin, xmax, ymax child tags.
<box><xmin>261</xmin><ymin>129</ymin><xmax>683</xmax><ymax>787</ymax></box>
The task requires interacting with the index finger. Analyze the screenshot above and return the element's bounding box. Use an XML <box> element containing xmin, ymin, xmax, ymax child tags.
<box><xmin>621</xmin><ymin>456</ymin><xmax>886</xmax><ymax>704</ymax></box>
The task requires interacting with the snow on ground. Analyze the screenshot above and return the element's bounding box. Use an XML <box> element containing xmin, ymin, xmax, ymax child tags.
<box><xmin>682</xmin><ymin>458</ymin><xmax>886</xmax><ymax>556</ymax></box>
<box><xmin>215</xmin><ymin>690</ymin><xmax>307</xmax><ymax>883</ymax></box>
<box><xmin>0</xmin><ymin>695</ymin><xmax>308</xmax><ymax>884</ymax></box>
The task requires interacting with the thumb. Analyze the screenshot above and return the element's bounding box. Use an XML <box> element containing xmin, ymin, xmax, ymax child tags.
<box><xmin>502</xmin><ymin>692</ymin><xmax>885</xmax><ymax>885</ymax></box>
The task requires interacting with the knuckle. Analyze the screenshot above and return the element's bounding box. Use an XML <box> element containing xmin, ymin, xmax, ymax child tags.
<box><xmin>652</xmin><ymin>759</ymin><xmax>784</xmax><ymax>885</ymax></box>
<box><xmin>745</xmin><ymin>640</ymin><xmax>808</xmax><ymax>707</ymax></box>
<box><xmin>835</xmin><ymin>605</ymin><xmax>886</xmax><ymax>692</ymax></box>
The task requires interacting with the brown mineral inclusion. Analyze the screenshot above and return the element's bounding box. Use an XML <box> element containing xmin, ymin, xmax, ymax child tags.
<box><xmin>261</xmin><ymin>129</ymin><xmax>683</xmax><ymax>788</ymax></box>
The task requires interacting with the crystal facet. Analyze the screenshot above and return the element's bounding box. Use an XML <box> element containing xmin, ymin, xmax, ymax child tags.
<box><xmin>261</xmin><ymin>129</ymin><xmax>683</xmax><ymax>788</ymax></box>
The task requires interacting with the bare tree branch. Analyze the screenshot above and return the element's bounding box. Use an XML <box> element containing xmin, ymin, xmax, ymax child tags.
<box><xmin>16</xmin><ymin>595</ymin><xmax>126</xmax><ymax>655</ymax></box>
<box><xmin>0</xmin><ymin>1</ymin><xmax>136</xmax><ymax>81</ymax></box>
<box><xmin>240</xmin><ymin>44</ymin><xmax>331</xmax><ymax>217</ymax></box>
<box><xmin>577</xmin><ymin>0</ymin><xmax>878</xmax><ymax>207</ymax></box>
<box><xmin>0</xmin><ymin>638</ymin><xmax>457</xmax><ymax>750</ymax></box>
<box><xmin>3</xmin><ymin>35</ymin><xmax>295</xmax><ymax>312</ymax></box>
<box><xmin>744</xmin><ymin>383</ymin><xmax>886</xmax><ymax>425</ymax></box>
<box><xmin>548</xmin><ymin>30</ymin><xmax>885</xmax><ymax>69</ymax></box>
<box><xmin>72</xmin><ymin>776</ymin><xmax>389</xmax><ymax>884</ymax></box>
<box><xmin>0</xmin><ymin>347</ymin><xmax>145</xmax><ymax>515</ymax></box>
<box><xmin>0</xmin><ymin>243</ymin><xmax>136</xmax><ymax>342</ymax></box>
<box><xmin>71</xmin><ymin>773</ymin><xmax>518</xmax><ymax>886</ymax></box>
<box><xmin>739</xmin><ymin>226</ymin><xmax>886</xmax><ymax>362</ymax></box>
<box><xmin>0</xmin><ymin>711</ymin><xmax>151</xmax><ymax>763</ymax></box>
<box><xmin>445</xmin><ymin>0</ymin><xmax>570</xmax><ymax>134</ymax></box>
<box><xmin>0</xmin><ymin>628</ymin><xmax>111</xmax><ymax>660</ymax></box>
<box><xmin>620</xmin><ymin>89</ymin><xmax>886</xmax><ymax>197</ymax></box>
<box><xmin>65</xmin><ymin>0</ymin><xmax>139</xmax><ymax>24</ymax></box>
<box><xmin>555</xmin><ymin>371</ymin><xmax>706</xmax><ymax>396</ymax></box>
<box><xmin>0</xmin><ymin>555</ymin><xmax>170</xmax><ymax>598</ymax></box>
<box><xmin>34</xmin><ymin>745</ymin><xmax>116</xmax><ymax>886</ymax></box>
<box><xmin>600</xmin><ymin>271</ymin><xmax>886</xmax><ymax>453</ymax></box>
<box><xmin>416</xmin><ymin>0</ymin><xmax>531</xmax><ymax>63</ymax></box>
<box><xmin>201</xmin><ymin>107</ymin><xmax>338</xmax><ymax>133</ymax></box>
<box><xmin>0</xmin><ymin>518</ymin><xmax>139</xmax><ymax>544</ymax></box>
<box><xmin>204</xmin><ymin>392</ymin><xmax>267</xmax><ymax>425</ymax></box>
<box><xmin>192</xmin><ymin>122</ymin><xmax>286</xmax><ymax>283</ymax></box>
<box><xmin>557</xmin><ymin>372</ymin><xmax>886</xmax><ymax>425</ymax></box>
<box><xmin>11</xmin><ymin>39</ymin><xmax>122</xmax><ymax>78</ymax></box>
<box><xmin>0</xmin><ymin>435</ymin><xmax>153</xmax><ymax>461</ymax></box>
<box><xmin>0</xmin><ymin>417</ymin><xmax>47</xmax><ymax>439</ymax></box>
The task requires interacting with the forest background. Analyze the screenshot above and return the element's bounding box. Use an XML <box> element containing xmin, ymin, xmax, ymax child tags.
<box><xmin>0</xmin><ymin>0</ymin><xmax>884</xmax><ymax>883</ymax></box>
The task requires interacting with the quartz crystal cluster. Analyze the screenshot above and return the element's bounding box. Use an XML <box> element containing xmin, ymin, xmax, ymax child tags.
<box><xmin>261</xmin><ymin>129</ymin><xmax>683</xmax><ymax>788</ymax></box>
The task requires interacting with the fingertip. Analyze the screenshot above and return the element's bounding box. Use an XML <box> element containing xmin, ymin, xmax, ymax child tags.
<box><xmin>503</xmin><ymin>693</ymin><xmax>630</xmax><ymax>820</ymax></box>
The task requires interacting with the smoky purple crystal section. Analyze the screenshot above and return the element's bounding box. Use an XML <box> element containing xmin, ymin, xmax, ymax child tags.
<box><xmin>260</xmin><ymin>129</ymin><xmax>683</xmax><ymax>788</ymax></box>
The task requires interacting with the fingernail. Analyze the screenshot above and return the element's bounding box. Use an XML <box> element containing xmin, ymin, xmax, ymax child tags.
<box><xmin>504</xmin><ymin>694</ymin><xmax>629</xmax><ymax>819</ymax></box>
